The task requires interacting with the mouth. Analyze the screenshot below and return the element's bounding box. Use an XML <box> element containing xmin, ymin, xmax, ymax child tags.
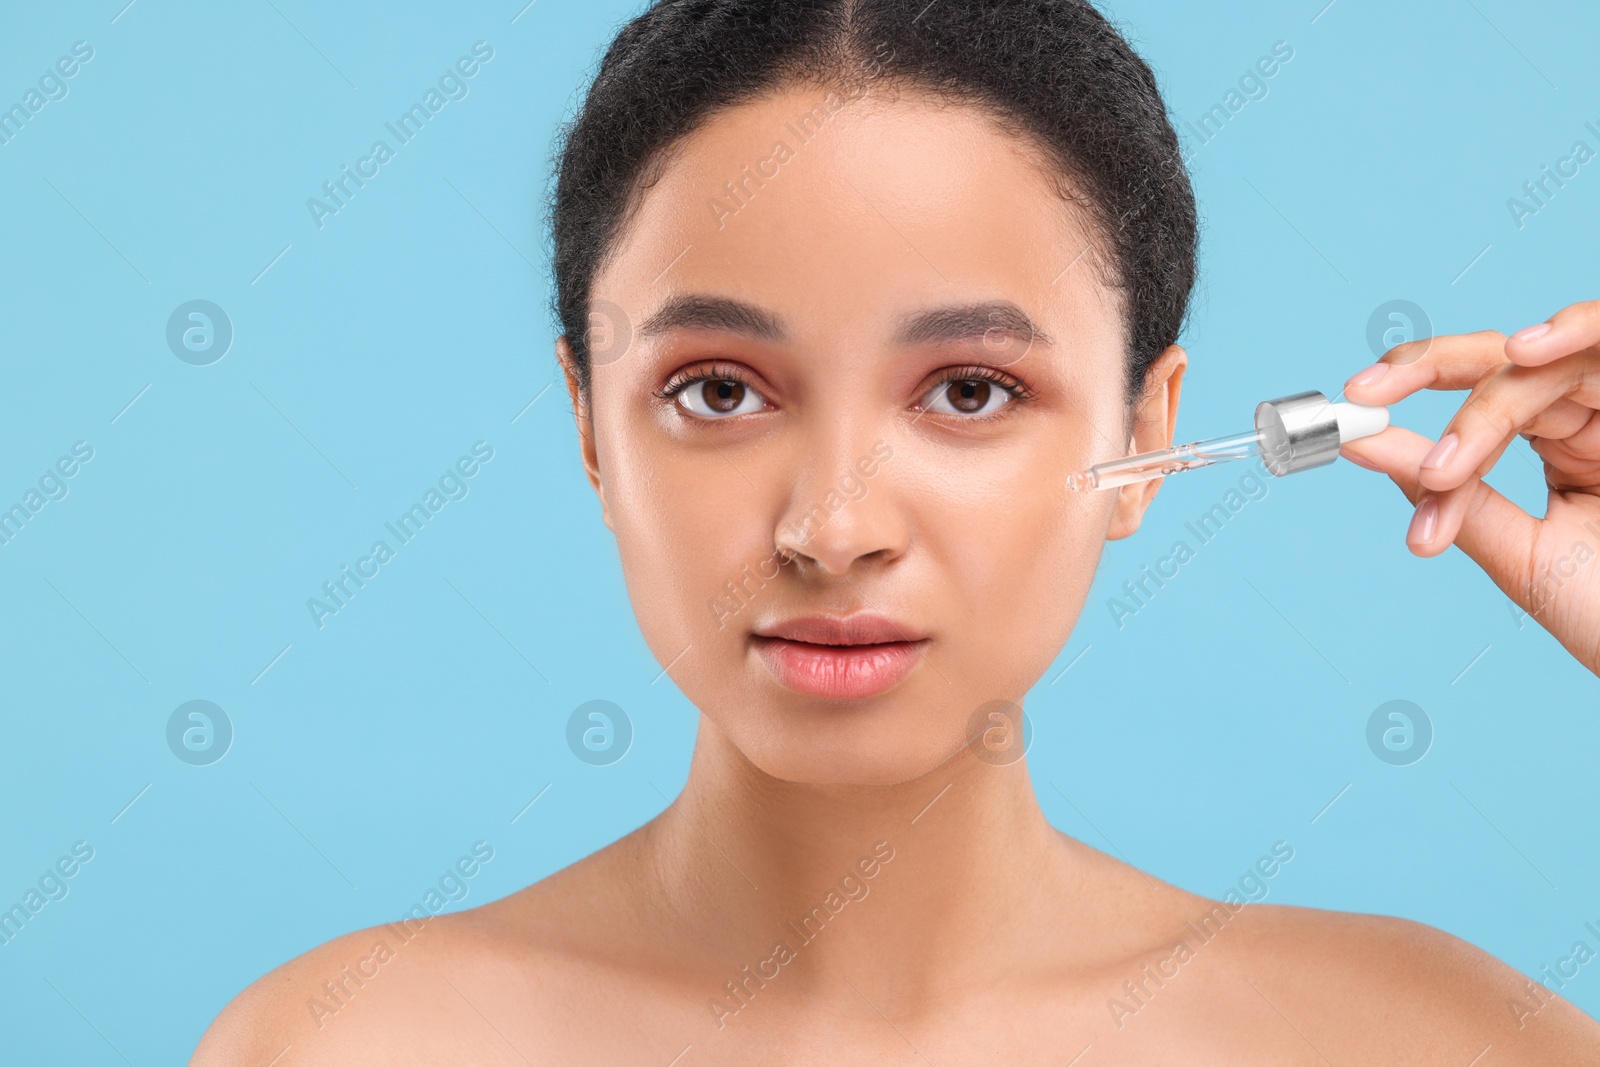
<box><xmin>750</xmin><ymin>613</ymin><xmax>930</xmax><ymax>701</ymax></box>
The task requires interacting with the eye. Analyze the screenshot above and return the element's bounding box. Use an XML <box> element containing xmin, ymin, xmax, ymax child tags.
<box><xmin>678</xmin><ymin>378</ymin><xmax>765</xmax><ymax>418</ymax></box>
<box><xmin>657</xmin><ymin>364</ymin><xmax>769</xmax><ymax>419</ymax></box>
<box><xmin>917</xmin><ymin>367</ymin><xmax>1033</xmax><ymax>420</ymax></box>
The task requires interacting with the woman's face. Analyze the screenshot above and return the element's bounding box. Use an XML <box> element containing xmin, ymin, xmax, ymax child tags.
<box><xmin>561</xmin><ymin>83</ymin><xmax>1184</xmax><ymax>785</ymax></box>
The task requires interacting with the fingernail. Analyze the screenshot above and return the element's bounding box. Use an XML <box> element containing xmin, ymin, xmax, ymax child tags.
<box><xmin>1408</xmin><ymin>496</ymin><xmax>1439</xmax><ymax>545</ymax></box>
<box><xmin>1420</xmin><ymin>432</ymin><xmax>1458</xmax><ymax>471</ymax></box>
<box><xmin>1511</xmin><ymin>322</ymin><xmax>1551</xmax><ymax>343</ymax></box>
<box><xmin>1344</xmin><ymin>452</ymin><xmax>1382</xmax><ymax>471</ymax></box>
<box><xmin>1347</xmin><ymin>362</ymin><xmax>1389</xmax><ymax>387</ymax></box>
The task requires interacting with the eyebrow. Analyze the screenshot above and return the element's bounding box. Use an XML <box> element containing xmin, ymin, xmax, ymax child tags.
<box><xmin>638</xmin><ymin>295</ymin><xmax>786</xmax><ymax>342</ymax></box>
<box><xmin>893</xmin><ymin>301</ymin><xmax>1053</xmax><ymax>348</ymax></box>
<box><xmin>635</xmin><ymin>294</ymin><xmax>1052</xmax><ymax>348</ymax></box>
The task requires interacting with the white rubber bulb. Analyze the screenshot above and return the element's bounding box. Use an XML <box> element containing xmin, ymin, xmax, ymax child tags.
<box><xmin>1331</xmin><ymin>401</ymin><xmax>1389</xmax><ymax>444</ymax></box>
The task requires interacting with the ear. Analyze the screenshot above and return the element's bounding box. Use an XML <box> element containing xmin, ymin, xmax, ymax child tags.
<box><xmin>1106</xmin><ymin>343</ymin><xmax>1187</xmax><ymax>541</ymax></box>
<box><xmin>556</xmin><ymin>336</ymin><xmax>613</xmax><ymax>531</ymax></box>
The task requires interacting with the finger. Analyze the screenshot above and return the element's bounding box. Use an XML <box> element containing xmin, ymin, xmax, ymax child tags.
<box><xmin>1342</xmin><ymin>330</ymin><xmax>1509</xmax><ymax>406</ymax></box>
<box><xmin>1339</xmin><ymin>427</ymin><xmax>1540</xmax><ymax>580</ymax></box>
<box><xmin>1423</xmin><ymin>465</ymin><xmax>1508</xmax><ymax>560</ymax></box>
<box><xmin>1339</xmin><ymin>427</ymin><xmax>1424</xmax><ymax>502</ymax></box>
<box><xmin>1342</xmin><ymin>426</ymin><xmax>1494</xmax><ymax>561</ymax></box>
<box><xmin>1504</xmin><ymin>299</ymin><xmax>1600</xmax><ymax>367</ymax></box>
<box><xmin>1528</xmin><ymin>431</ymin><xmax>1600</xmax><ymax>491</ymax></box>
<box><xmin>1417</xmin><ymin>356</ymin><xmax>1600</xmax><ymax>494</ymax></box>
<box><xmin>1341</xmin><ymin>408</ymin><xmax>1591</xmax><ymax>487</ymax></box>
<box><xmin>1544</xmin><ymin>407</ymin><xmax>1600</xmax><ymax>457</ymax></box>
<box><xmin>1518</xmin><ymin>397</ymin><xmax>1596</xmax><ymax>445</ymax></box>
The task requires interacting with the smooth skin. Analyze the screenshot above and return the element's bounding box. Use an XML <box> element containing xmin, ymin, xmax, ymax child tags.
<box><xmin>192</xmin><ymin>84</ymin><xmax>1600</xmax><ymax>1066</ymax></box>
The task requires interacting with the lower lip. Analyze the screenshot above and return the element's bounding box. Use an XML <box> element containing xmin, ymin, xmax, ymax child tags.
<box><xmin>751</xmin><ymin>636</ymin><xmax>929</xmax><ymax>701</ymax></box>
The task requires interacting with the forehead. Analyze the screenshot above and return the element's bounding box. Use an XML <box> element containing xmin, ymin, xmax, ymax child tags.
<box><xmin>593</xmin><ymin>83</ymin><xmax>1121</xmax><ymax>346</ymax></box>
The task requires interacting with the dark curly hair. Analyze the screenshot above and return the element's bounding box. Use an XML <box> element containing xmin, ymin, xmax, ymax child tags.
<box><xmin>549</xmin><ymin>0</ymin><xmax>1198</xmax><ymax>413</ymax></box>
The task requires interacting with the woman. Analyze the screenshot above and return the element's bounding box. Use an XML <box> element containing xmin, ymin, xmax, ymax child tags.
<box><xmin>194</xmin><ymin>1</ymin><xmax>1600</xmax><ymax>1062</ymax></box>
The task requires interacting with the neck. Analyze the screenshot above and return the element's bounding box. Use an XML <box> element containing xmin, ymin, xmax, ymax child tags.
<box><xmin>638</xmin><ymin>713</ymin><xmax>1088</xmax><ymax>1006</ymax></box>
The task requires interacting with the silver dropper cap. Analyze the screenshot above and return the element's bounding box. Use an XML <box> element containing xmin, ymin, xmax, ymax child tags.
<box><xmin>1254</xmin><ymin>390</ymin><xmax>1343</xmax><ymax>476</ymax></box>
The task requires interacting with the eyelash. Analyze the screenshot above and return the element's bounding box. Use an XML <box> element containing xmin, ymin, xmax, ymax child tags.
<box><xmin>652</xmin><ymin>360</ymin><xmax>755</xmax><ymax>403</ymax></box>
<box><xmin>653</xmin><ymin>361</ymin><xmax>1037</xmax><ymax>420</ymax></box>
<box><xmin>920</xmin><ymin>365</ymin><xmax>1038</xmax><ymax>420</ymax></box>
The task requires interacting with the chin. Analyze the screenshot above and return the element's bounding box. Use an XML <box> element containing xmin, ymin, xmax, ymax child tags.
<box><xmin>711</xmin><ymin>693</ymin><xmax>974</xmax><ymax>787</ymax></box>
<box><xmin>739</xmin><ymin>744</ymin><xmax>962</xmax><ymax>787</ymax></box>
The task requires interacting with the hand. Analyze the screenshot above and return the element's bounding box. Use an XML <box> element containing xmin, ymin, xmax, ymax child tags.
<box><xmin>1339</xmin><ymin>299</ymin><xmax>1600</xmax><ymax>677</ymax></box>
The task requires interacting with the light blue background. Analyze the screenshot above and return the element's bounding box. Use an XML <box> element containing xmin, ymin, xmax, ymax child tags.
<box><xmin>2</xmin><ymin>0</ymin><xmax>1597</xmax><ymax>1060</ymax></box>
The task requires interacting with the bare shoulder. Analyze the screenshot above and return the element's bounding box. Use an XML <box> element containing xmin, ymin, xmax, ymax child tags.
<box><xmin>1203</xmin><ymin>899</ymin><xmax>1600</xmax><ymax>1064</ymax></box>
<box><xmin>187</xmin><ymin>912</ymin><xmax>473</xmax><ymax>1066</ymax></box>
<box><xmin>188</xmin><ymin>831</ymin><xmax>659</xmax><ymax>1066</ymax></box>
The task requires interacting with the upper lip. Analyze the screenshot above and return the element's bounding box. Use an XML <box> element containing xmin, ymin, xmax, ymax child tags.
<box><xmin>753</xmin><ymin>612</ymin><xmax>928</xmax><ymax>646</ymax></box>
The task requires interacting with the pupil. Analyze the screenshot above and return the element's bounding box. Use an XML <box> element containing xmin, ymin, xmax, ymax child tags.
<box><xmin>950</xmin><ymin>380</ymin><xmax>990</xmax><ymax>413</ymax></box>
<box><xmin>706</xmin><ymin>380</ymin><xmax>744</xmax><ymax>413</ymax></box>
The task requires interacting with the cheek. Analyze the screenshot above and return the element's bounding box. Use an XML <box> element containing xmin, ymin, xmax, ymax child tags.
<box><xmin>599</xmin><ymin>419</ymin><xmax>773</xmax><ymax>662</ymax></box>
<box><xmin>916</xmin><ymin>440</ymin><xmax>1109</xmax><ymax>685</ymax></box>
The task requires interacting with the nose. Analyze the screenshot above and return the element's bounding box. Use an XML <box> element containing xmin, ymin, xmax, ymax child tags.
<box><xmin>772</xmin><ymin>426</ymin><xmax>907</xmax><ymax>578</ymax></box>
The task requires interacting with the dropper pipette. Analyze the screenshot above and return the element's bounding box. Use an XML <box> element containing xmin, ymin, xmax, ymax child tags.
<box><xmin>1066</xmin><ymin>390</ymin><xmax>1389</xmax><ymax>492</ymax></box>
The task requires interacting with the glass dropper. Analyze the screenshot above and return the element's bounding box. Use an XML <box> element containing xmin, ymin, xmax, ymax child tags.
<box><xmin>1065</xmin><ymin>430</ymin><xmax>1264</xmax><ymax>491</ymax></box>
<box><xmin>1066</xmin><ymin>390</ymin><xmax>1391</xmax><ymax>492</ymax></box>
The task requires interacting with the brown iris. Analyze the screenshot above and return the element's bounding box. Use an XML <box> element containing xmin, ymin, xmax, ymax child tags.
<box><xmin>701</xmin><ymin>379</ymin><xmax>747</xmax><ymax>413</ymax></box>
<box><xmin>944</xmin><ymin>380</ymin><xmax>992</xmax><ymax>414</ymax></box>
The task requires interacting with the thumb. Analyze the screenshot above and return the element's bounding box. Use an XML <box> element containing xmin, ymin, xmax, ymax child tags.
<box><xmin>1341</xmin><ymin>426</ymin><xmax>1540</xmax><ymax>609</ymax></box>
